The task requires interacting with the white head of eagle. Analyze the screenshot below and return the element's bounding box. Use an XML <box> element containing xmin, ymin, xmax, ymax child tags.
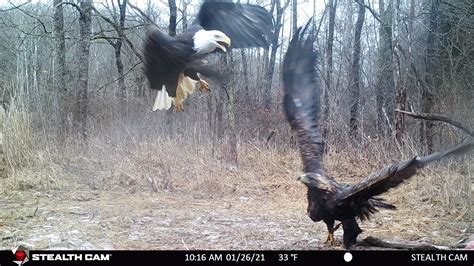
<box><xmin>193</xmin><ymin>30</ymin><xmax>231</xmax><ymax>54</ymax></box>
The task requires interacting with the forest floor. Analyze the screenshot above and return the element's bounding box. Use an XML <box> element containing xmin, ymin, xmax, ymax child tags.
<box><xmin>0</xmin><ymin>140</ymin><xmax>472</xmax><ymax>250</ymax></box>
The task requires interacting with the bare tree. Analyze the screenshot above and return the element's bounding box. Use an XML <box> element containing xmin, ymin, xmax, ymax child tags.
<box><xmin>375</xmin><ymin>0</ymin><xmax>395</xmax><ymax>136</ymax></box>
<box><xmin>181</xmin><ymin>0</ymin><xmax>188</xmax><ymax>32</ymax></box>
<box><xmin>100</xmin><ymin>0</ymin><xmax>128</xmax><ymax>109</ymax></box>
<box><xmin>422</xmin><ymin>0</ymin><xmax>441</xmax><ymax>152</ymax></box>
<box><xmin>53</xmin><ymin>0</ymin><xmax>67</xmax><ymax>137</ymax></box>
<box><xmin>265</xmin><ymin>0</ymin><xmax>290</xmax><ymax>110</ymax></box>
<box><xmin>168</xmin><ymin>0</ymin><xmax>177</xmax><ymax>36</ymax></box>
<box><xmin>75</xmin><ymin>0</ymin><xmax>92</xmax><ymax>141</ymax></box>
<box><xmin>349</xmin><ymin>0</ymin><xmax>365</xmax><ymax>137</ymax></box>
<box><xmin>323</xmin><ymin>0</ymin><xmax>337</xmax><ymax>141</ymax></box>
<box><xmin>394</xmin><ymin>0</ymin><xmax>414</xmax><ymax>142</ymax></box>
<box><xmin>292</xmin><ymin>0</ymin><xmax>297</xmax><ymax>34</ymax></box>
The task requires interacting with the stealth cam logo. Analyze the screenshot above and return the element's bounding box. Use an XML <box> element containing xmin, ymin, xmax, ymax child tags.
<box><xmin>12</xmin><ymin>245</ymin><xmax>30</xmax><ymax>266</ymax></box>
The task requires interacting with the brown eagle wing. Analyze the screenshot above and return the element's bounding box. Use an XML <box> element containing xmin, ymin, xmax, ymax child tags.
<box><xmin>196</xmin><ymin>1</ymin><xmax>273</xmax><ymax>48</ymax></box>
<box><xmin>282</xmin><ymin>21</ymin><xmax>326</xmax><ymax>176</ymax></box>
<box><xmin>336</xmin><ymin>138</ymin><xmax>473</xmax><ymax>203</ymax></box>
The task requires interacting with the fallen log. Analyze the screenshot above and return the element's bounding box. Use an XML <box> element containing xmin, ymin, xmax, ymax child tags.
<box><xmin>359</xmin><ymin>236</ymin><xmax>451</xmax><ymax>250</ymax></box>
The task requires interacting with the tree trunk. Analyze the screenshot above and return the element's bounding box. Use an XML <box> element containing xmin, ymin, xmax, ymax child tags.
<box><xmin>292</xmin><ymin>0</ymin><xmax>297</xmax><ymax>34</ymax></box>
<box><xmin>323</xmin><ymin>0</ymin><xmax>337</xmax><ymax>141</ymax></box>
<box><xmin>265</xmin><ymin>0</ymin><xmax>287</xmax><ymax>110</ymax></box>
<box><xmin>53</xmin><ymin>0</ymin><xmax>67</xmax><ymax>138</ymax></box>
<box><xmin>116</xmin><ymin>0</ymin><xmax>127</xmax><ymax>110</ymax></box>
<box><xmin>224</xmin><ymin>53</ymin><xmax>238</xmax><ymax>166</ymax></box>
<box><xmin>395</xmin><ymin>0</ymin><xmax>414</xmax><ymax>142</ymax></box>
<box><xmin>168</xmin><ymin>0</ymin><xmax>177</xmax><ymax>36</ymax></box>
<box><xmin>376</xmin><ymin>0</ymin><xmax>395</xmax><ymax>136</ymax></box>
<box><xmin>349</xmin><ymin>0</ymin><xmax>365</xmax><ymax>138</ymax></box>
<box><xmin>76</xmin><ymin>0</ymin><xmax>92</xmax><ymax>142</ymax></box>
<box><xmin>181</xmin><ymin>0</ymin><xmax>188</xmax><ymax>31</ymax></box>
<box><xmin>422</xmin><ymin>0</ymin><xmax>441</xmax><ymax>152</ymax></box>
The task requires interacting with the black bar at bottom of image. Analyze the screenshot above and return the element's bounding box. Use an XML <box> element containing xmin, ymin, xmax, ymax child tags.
<box><xmin>0</xmin><ymin>250</ymin><xmax>473</xmax><ymax>265</ymax></box>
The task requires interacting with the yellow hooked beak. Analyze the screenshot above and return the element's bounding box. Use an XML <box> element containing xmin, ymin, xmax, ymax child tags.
<box><xmin>217</xmin><ymin>35</ymin><xmax>231</xmax><ymax>53</ymax></box>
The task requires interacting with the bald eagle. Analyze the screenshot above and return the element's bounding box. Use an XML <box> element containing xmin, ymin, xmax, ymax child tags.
<box><xmin>282</xmin><ymin>22</ymin><xmax>473</xmax><ymax>249</ymax></box>
<box><xmin>144</xmin><ymin>0</ymin><xmax>273</xmax><ymax>111</ymax></box>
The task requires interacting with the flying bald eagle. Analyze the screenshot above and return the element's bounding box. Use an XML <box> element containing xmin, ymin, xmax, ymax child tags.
<box><xmin>144</xmin><ymin>0</ymin><xmax>273</xmax><ymax>111</ymax></box>
<box><xmin>282</xmin><ymin>22</ymin><xmax>474</xmax><ymax>249</ymax></box>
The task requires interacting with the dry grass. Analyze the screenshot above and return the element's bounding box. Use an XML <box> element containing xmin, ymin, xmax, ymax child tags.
<box><xmin>0</xmin><ymin>102</ymin><xmax>472</xmax><ymax>249</ymax></box>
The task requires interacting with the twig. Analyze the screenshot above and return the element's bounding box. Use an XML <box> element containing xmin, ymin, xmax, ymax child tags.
<box><xmin>128</xmin><ymin>1</ymin><xmax>159</xmax><ymax>28</ymax></box>
<box><xmin>181</xmin><ymin>239</ymin><xmax>189</xmax><ymax>250</ymax></box>
<box><xmin>88</xmin><ymin>61</ymin><xmax>142</xmax><ymax>94</ymax></box>
<box><xmin>395</xmin><ymin>109</ymin><xmax>473</xmax><ymax>137</ymax></box>
<box><xmin>355</xmin><ymin>0</ymin><xmax>381</xmax><ymax>23</ymax></box>
<box><xmin>0</xmin><ymin>1</ymin><xmax>31</xmax><ymax>12</ymax></box>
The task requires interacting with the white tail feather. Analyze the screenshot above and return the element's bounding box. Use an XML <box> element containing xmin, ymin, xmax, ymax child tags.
<box><xmin>152</xmin><ymin>87</ymin><xmax>172</xmax><ymax>111</ymax></box>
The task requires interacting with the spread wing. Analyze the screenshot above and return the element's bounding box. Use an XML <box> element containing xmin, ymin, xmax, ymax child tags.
<box><xmin>336</xmin><ymin>138</ymin><xmax>474</xmax><ymax>203</ymax></box>
<box><xmin>282</xmin><ymin>21</ymin><xmax>325</xmax><ymax>175</ymax></box>
<box><xmin>196</xmin><ymin>0</ymin><xmax>273</xmax><ymax>48</ymax></box>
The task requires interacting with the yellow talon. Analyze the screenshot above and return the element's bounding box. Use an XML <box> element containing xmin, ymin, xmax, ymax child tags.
<box><xmin>324</xmin><ymin>232</ymin><xmax>335</xmax><ymax>245</ymax></box>
<box><xmin>199</xmin><ymin>79</ymin><xmax>210</xmax><ymax>92</ymax></box>
<box><xmin>173</xmin><ymin>100</ymin><xmax>184</xmax><ymax>111</ymax></box>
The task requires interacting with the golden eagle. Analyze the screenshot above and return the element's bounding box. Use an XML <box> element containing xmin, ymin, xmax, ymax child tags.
<box><xmin>144</xmin><ymin>0</ymin><xmax>273</xmax><ymax>111</ymax></box>
<box><xmin>282</xmin><ymin>22</ymin><xmax>473</xmax><ymax>249</ymax></box>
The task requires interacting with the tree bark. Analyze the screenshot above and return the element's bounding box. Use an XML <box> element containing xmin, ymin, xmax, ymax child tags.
<box><xmin>116</xmin><ymin>0</ymin><xmax>127</xmax><ymax>109</ymax></box>
<box><xmin>323</xmin><ymin>0</ymin><xmax>337</xmax><ymax>141</ymax></box>
<box><xmin>224</xmin><ymin>53</ymin><xmax>238</xmax><ymax>166</ymax></box>
<box><xmin>360</xmin><ymin>236</ymin><xmax>450</xmax><ymax>250</ymax></box>
<box><xmin>376</xmin><ymin>0</ymin><xmax>395</xmax><ymax>136</ymax></box>
<box><xmin>395</xmin><ymin>0</ymin><xmax>414</xmax><ymax>142</ymax></box>
<box><xmin>53</xmin><ymin>0</ymin><xmax>67</xmax><ymax>138</ymax></box>
<box><xmin>76</xmin><ymin>0</ymin><xmax>92</xmax><ymax>142</ymax></box>
<box><xmin>181</xmin><ymin>0</ymin><xmax>188</xmax><ymax>32</ymax></box>
<box><xmin>292</xmin><ymin>0</ymin><xmax>297</xmax><ymax>35</ymax></box>
<box><xmin>265</xmin><ymin>0</ymin><xmax>289</xmax><ymax>110</ymax></box>
<box><xmin>168</xmin><ymin>0</ymin><xmax>177</xmax><ymax>36</ymax></box>
<box><xmin>422</xmin><ymin>0</ymin><xmax>441</xmax><ymax>152</ymax></box>
<box><xmin>349</xmin><ymin>0</ymin><xmax>365</xmax><ymax>138</ymax></box>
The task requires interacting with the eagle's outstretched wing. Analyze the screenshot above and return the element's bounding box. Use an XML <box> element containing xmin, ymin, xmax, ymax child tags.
<box><xmin>337</xmin><ymin>138</ymin><xmax>473</xmax><ymax>204</ymax></box>
<box><xmin>282</xmin><ymin>21</ymin><xmax>324</xmax><ymax>175</ymax></box>
<box><xmin>196</xmin><ymin>0</ymin><xmax>273</xmax><ymax>48</ymax></box>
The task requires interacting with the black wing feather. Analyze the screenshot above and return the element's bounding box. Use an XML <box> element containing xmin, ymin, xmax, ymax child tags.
<box><xmin>282</xmin><ymin>21</ymin><xmax>324</xmax><ymax>173</ymax></box>
<box><xmin>143</xmin><ymin>30</ymin><xmax>196</xmax><ymax>96</ymax></box>
<box><xmin>197</xmin><ymin>1</ymin><xmax>273</xmax><ymax>48</ymax></box>
<box><xmin>337</xmin><ymin>138</ymin><xmax>474</xmax><ymax>203</ymax></box>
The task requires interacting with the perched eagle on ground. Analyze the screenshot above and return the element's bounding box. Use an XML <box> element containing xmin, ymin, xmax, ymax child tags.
<box><xmin>143</xmin><ymin>0</ymin><xmax>273</xmax><ymax>111</ymax></box>
<box><xmin>282</xmin><ymin>22</ymin><xmax>473</xmax><ymax>249</ymax></box>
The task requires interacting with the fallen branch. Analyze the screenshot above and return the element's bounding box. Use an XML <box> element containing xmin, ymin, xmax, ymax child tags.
<box><xmin>359</xmin><ymin>236</ymin><xmax>450</xmax><ymax>250</ymax></box>
<box><xmin>395</xmin><ymin>109</ymin><xmax>473</xmax><ymax>137</ymax></box>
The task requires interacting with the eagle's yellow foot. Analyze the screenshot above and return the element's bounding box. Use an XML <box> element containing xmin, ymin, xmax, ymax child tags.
<box><xmin>199</xmin><ymin>79</ymin><xmax>210</xmax><ymax>92</ymax></box>
<box><xmin>324</xmin><ymin>232</ymin><xmax>335</xmax><ymax>245</ymax></box>
<box><xmin>324</xmin><ymin>223</ymin><xmax>342</xmax><ymax>246</ymax></box>
<box><xmin>174</xmin><ymin>101</ymin><xmax>184</xmax><ymax>111</ymax></box>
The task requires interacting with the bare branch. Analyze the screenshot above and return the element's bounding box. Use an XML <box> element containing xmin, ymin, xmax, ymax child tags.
<box><xmin>56</xmin><ymin>1</ymin><xmax>82</xmax><ymax>14</ymax></box>
<box><xmin>127</xmin><ymin>1</ymin><xmax>158</xmax><ymax>28</ymax></box>
<box><xmin>396</xmin><ymin>110</ymin><xmax>473</xmax><ymax>137</ymax></box>
<box><xmin>7</xmin><ymin>1</ymin><xmax>49</xmax><ymax>34</ymax></box>
<box><xmin>0</xmin><ymin>0</ymin><xmax>31</xmax><ymax>12</ymax></box>
<box><xmin>355</xmin><ymin>0</ymin><xmax>381</xmax><ymax>23</ymax></box>
<box><xmin>88</xmin><ymin>61</ymin><xmax>143</xmax><ymax>94</ymax></box>
<box><xmin>359</xmin><ymin>236</ymin><xmax>450</xmax><ymax>250</ymax></box>
<box><xmin>91</xmin><ymin>5</ymin><xmax>144</xmax><ymax>62</ymax></box>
